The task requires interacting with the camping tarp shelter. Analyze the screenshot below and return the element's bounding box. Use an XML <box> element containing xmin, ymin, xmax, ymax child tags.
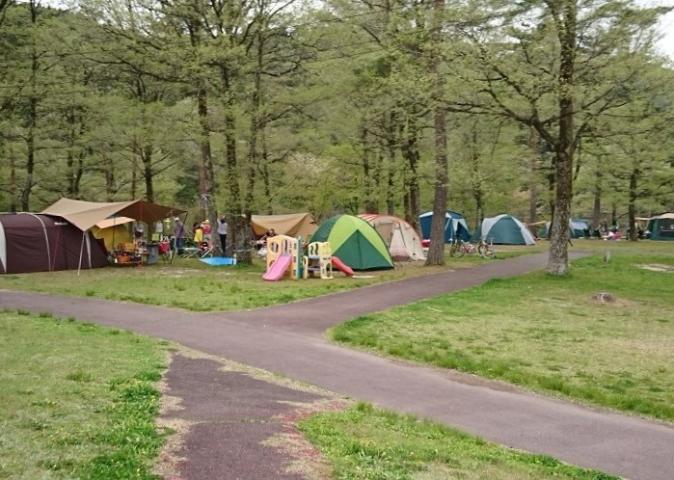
<box><xmin>251</xmin><ymin>213</ymin><xmax>317</xmax><ymax>239</ymax></box>
<box><xmin>419</xmin><ymin>210</ymin><xmax>471</xmax><ymax>243</ymax></box>
<box><xmin>312</xmin><ymin>215</ymin><xmax>393</xmax><ymax>270</ymax></box>
<box><xmin>648</xmin><ymin>213</ymin><xmax>674</xmax><ymax>241</ymax></box>
<box><xmin>479</xmin><ymin>214</ymin><xmax>536</xmax><ymax>245</ymax></box>
<box><xmin>358</xmin><ymin>214</ymin><xmax>426</xmax><ymax>261</ymax></box>
<box><xmin>90</xmin><ymin>217</ymin><xmax>134</xmax><ymax>251</ymax></box>
<box><xmin>0</xmin><ymin>213</ymin><xmax>107</xmax><ymax>274</ymax></box>
<box><xmin>42</xmin><ymin>198</ymin><xmax>185</xmax><ymax>231</ymax></box>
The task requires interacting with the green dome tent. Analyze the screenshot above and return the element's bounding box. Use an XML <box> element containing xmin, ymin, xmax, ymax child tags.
<box><xmin>312</xmin><ymin>215</ymin><xmax>393</xmax><ymax>270</ymax></box>
<box><xmin>479</xmin><ymin>214</ymin><xmax>536</xmax><ymax>245</ymax></box>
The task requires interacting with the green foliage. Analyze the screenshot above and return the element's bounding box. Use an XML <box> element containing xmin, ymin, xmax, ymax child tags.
<box><xmin>0</xmin><ymin>0</ymin><xmax>671</xmax><ymax>226</ymax></box>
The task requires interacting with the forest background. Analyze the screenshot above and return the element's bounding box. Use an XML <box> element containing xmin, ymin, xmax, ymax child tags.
<box><xmin>1</xmin><ymin>0</ymin><xmax>673</xmax><ymax>269</ymax></box>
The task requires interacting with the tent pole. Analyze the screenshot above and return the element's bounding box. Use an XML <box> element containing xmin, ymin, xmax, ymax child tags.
<box><xmin>77</xmin><ymin>231</ymin><xmax>85</xmax><ymax>276</ymax></box>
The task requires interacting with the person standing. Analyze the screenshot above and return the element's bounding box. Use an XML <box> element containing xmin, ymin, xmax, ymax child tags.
<box><xmin>174</xmin><ymin>218</ymin><xmax>185</xmax><ymax>254</ymax></box>
<box><xmin>217</xmin><ymin>216</ymin><xmax>228</xmax><ymax>255</ymax></box>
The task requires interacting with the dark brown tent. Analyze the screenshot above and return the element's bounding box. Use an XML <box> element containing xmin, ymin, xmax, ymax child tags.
<box><xmin>0</xmin><ymin>213</ymin><xmax>108</xmax><ymax>274</ymax></box>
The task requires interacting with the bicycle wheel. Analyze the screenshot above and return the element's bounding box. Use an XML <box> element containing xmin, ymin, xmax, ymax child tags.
<box><xmin>448</xmin><ymin>241</ymin><xmax>458</xmax><ymax>257</ymax></box>
<box><xmin>479</xmin><ymin>242</ymin><xmax>495</xmax><ymax>258</ymax></box>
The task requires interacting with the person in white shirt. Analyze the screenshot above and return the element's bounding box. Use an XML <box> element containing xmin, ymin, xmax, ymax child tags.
<box><xmin>217</xmin><ymin>216</ymin><xmax>228</xmax><ymax>255</ymax></box>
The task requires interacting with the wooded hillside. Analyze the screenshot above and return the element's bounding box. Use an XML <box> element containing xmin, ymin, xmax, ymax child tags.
<box><xmin>1</xmin><ymin>0</ymin><xmax>673</xmax><ymax>271</ymax></box>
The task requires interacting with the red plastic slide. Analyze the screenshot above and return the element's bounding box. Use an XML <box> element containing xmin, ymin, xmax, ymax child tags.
<box><xmin>331</xmin><ymin>256</ymin><xmax>354</xmax><ymax>277</ymax></box>
<box><xmin>263</xmin><ymin>254</ymin><xmax>292</xmax><ymax>281</ymax></box>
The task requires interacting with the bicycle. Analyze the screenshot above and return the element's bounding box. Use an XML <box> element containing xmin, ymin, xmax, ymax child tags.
<box><xmin>449</xmin><ymin>239</ymin><xmax>477</xmax><ymax>257</ymax></box>
<box><xmin>477</xmin><ymin>239</ymin><xmax>495</xmax><ymax>258</ymax></box>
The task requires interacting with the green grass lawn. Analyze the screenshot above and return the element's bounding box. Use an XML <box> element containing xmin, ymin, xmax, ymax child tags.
<box><xmin>331</xmin><ymin>250</ymin><xmax>674</xmax><ymax>421</ymax></box>
<box><xmin>0</xmin><ymin>310</ymin><xmax>167</xmax><ymax>479</ymax></box>
<box><xmin>0</xmin><ymin>246</ymin><xmax>538</xmax><ymax>312</ymax></box>
<box><xmin>301</xmin><ymin>403</ymin><xmax>615</xmax><ymax>480</ymax></box>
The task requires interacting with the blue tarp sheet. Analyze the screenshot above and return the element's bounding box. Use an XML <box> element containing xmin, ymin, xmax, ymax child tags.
<box><xmin>200</xmin><ymin>257</ymin><xmax>237</xmax><ymax>266</ymax></box>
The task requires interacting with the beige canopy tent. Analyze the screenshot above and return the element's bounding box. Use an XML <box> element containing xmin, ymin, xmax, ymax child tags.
<box><xmin>42</xmin><ymin>198</ymin><xmax>185</xmax><ymax>273</ymax></box>
<box><xmin>250</xmin><ymin>213</ymin><xmax>317</xmax><ymax>239</ymax></box>
<box><xmin>42</xmin><ymin>198</ymin><xmax>185</xmax><ymax>231</ymax></box>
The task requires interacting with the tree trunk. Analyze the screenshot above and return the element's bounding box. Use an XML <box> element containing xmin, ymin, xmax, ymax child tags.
<box><xmin>196</xmin><ymin>86</ymin><xmax>220</xmax><ymax>254</ymax></box>
<box><xmin>628</xmin><ymin>164</ymin><xmax>638</xmax><ymax>241</ymax></box>
<box><xmin>9</xmin><ymin>146</ymin><xmax>17</xmax><ymax>212</ymax></box>
<box><xmin>547</xmin><ymin>159</ymin><xmax>555</xmax><ymax>227</ymax></box>
<box><xmin>22</xmin><ymin>0</ymin><xmax>38</xmax><ymax>211</ymax></box>
<box><xmin>546</xmin><ymin>0</ymin><xmax>577</xmax><ymax>275</ymax></box>
<box><xmin>385</xmin><ymin>113</ymin><xmax>397</xmax><ymax>215</ymax></box>
<box><xmin>261</xmin><ymin>129</ymin><xmax>273</xmax><ymax>214</ymax></box>
<box><xmin>400</xmin><ymin>115</ymin><xmax>420</xmax><ymax>232</ymax></box>
<box><xmin>361</xmin><ymin>124</ymin><xmax>378</xmax><ymax>213</ymax></box>
<box><xmin>131</xmin><ymin>154</ymin><xmax>137</xmax><ymax>199</ymax></box>
<box><xmin>591</xmin><ymin>166</ymin><xmax>602</xmax><ymax>230</ymax></box>
<box><xmin>426</xmin><ymin>0</ymin><xmax>447</xmax><ymax>266</ymax></box>
<box><xmin>471</xmin><ymin>152</ymin><xmax>484</xmax><ymax>231</ymax></box>
<box><xmin>611</xmin><ymin>202</ymin><xmax>617</xmax><ymax>228</ymax></box>
<box><xmin>103</xmin><ymin>153</ymin><xmax>115</xmax><ymax>201</ymax></box>
<box><xmin>245</xmin><ymin>31</ymin><xmax>264</xmax><ymax>220</ymax></box>
<box><xmin>142</xmin><ymin>143</ymin><xmax>154</xmax><ymax>202</ymax></box>
<box><xmin>528</xmin><ymin>126</ymin><xmax>540</xmax><ymax>224</ymax></box>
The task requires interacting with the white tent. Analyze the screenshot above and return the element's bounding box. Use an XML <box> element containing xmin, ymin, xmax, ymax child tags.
<box><xmin>358</xmin><ymin>214</ymin><xmax>426</xmax><ymax>261</ymax></box>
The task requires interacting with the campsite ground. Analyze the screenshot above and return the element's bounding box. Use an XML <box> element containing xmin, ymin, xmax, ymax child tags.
<box><xmin>0</xmin><ymin>244</ymin><xmax>545</xmax><ymax>311</ymax></box>
<box><xmin>2</xmin><ymin>240</ymin><xmax>673</xmax><ymax>479</ymax></box>
<box><xmin>300</xmin><ymin>403</ymin><xmax>616</xmax><ymax>480</ymax></box>
<box><xmin>332</xmin><ymin>244</ymin><xmax>674</xmax><ymax>421</ymax></box>
<box><xmin>0</xmin><ymin>310</ymin><xmax>616</xmax><ymax>480</ymax></box>
<box><xmin>0</xmin><ymin>310</ymin><xmax>167</xmax><ymax>479</ymax></box>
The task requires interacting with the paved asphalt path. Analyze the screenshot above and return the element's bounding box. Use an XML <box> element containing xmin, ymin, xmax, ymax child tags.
<box><xmin>160</xmin><ymin>354</ymin><xmax>326</xmax><ymax>480</ymax></box>
<box><xmin>2</xmin><ymin>252</ymin><xmax>674</xmax><ymax>480</ymax></box>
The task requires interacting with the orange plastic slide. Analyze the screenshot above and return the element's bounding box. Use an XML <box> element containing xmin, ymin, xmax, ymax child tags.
<box><xmin>331</xmin><ymin>256</ymin><xmax>354</xmax><ymax>277</ymax></box>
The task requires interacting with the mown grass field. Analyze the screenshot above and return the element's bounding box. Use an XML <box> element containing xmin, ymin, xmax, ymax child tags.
<box><xmin>300</xmin><ymin>403</ymin><xmax>615</xmax><ymax>480</ymax></box>
<box><xmin>0</xmin><ymin>310</ymin><xmax>167</xmax><ymax>479</ymax></box>
<box><xmin>332</xmin><ymin>247</ymin><xmax>674</xmax><ymax>421</ymax></box>
<box><xmin>0</xmin><ymin>245</ymin><xmax>539</xmax><ymax>312</ymax></box>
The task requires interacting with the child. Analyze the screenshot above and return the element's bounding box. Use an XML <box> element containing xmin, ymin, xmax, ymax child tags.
<box><xmin>193</xmin><ymin>222</ymin><xmax>204</xmax><ymax>243</ymax></box>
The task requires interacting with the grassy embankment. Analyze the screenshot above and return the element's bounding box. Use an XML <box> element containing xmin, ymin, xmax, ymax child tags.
<box><xmin>0</xmin><ymin>244</ymin><xmax>542</xmax><ymax>312</ymax></box>
<box><xmin>0</xmin><ymin>310</ymin><xmax>167</xmax><ymax>479</ymax></box>
<box><xmin>300</xmin><ymin>403</ymin><xmax>616</xmax><ymax>480</ymax></box>
<box><xmin>332</xmin><ymin>248</ymin><xmax>674</xmax><ymax>421</ymax></box>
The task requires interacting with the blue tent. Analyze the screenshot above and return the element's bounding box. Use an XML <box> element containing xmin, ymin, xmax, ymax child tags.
<box><xmin>419</xmin><ymin>210</ymin><xmax>471</xmax><ymax>243</ymax></box>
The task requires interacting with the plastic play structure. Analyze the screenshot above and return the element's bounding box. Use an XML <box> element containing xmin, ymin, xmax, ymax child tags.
<box><xmin>303</xmin><ymin>242</ymin><xmax>333</xmax><ymax>279</ymax></box>
<box><xmin>262</xmin><ymin>236</ymin><xmax>353</xmax><ymax>281</ymax></box>
<box><xmin>263</xmin><ymin>235</ymin><xmax>302</xmax><ymax>281</ymax></box>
